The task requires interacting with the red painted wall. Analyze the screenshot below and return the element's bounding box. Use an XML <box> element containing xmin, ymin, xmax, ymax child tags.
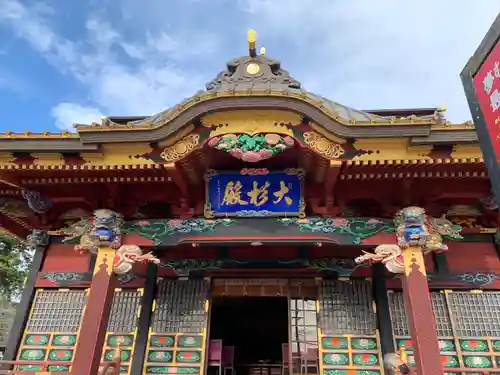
<box><xmin>424</xmin><ymin>254</ymin><xmax>435</xmax><ymax>274</ymax></box>
<box><xmin>446</xmin><ymin>241</ymin><xmax>500</xmax><ymax>273</ymax></box>
<box><xmin>41</xmin><ymin>243</ymin><xmax>91</xmax><ymax>272</ymax></box>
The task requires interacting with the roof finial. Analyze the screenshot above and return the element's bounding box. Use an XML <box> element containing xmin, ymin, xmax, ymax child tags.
<box><xmin>260</xmin><ymin>47</ymin><xmax>266</xmax><ymax>56</ymax></box>
<box><xmin>248</xmin><ymin>29</ymin><xmax>257</xmax><ymax>58</ymax></box>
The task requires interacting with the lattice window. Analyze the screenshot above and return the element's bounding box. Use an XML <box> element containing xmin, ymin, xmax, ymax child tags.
<box><xmin>17</xmin><ymin>289</ymin><xmax>86</xmax><ymax>372</ymax></box>
<box><xmin>387</xmin><ymin>291</ymin><xmax>452</xmax><ymax>337</ymax></box>
<box><xmin>318</xmin><ymin>280</ymin><xmax>382</xmax><ymax>374</ymax></box>
<box><xmin>26</xmin><ymin>290</ymin><xmax>86</xmax><ymax>332</ymax></box>
<box><xmin>387</xmin><ymin>290</ymin><xmax>409</xmax><ymax>336</ymax></box>
<box><xmin>146</xmin><ymin>279</ymin><xmax>209</xmax><ymax>375</ymax></box>
<box><xmin>431</xmin><ymin>292</ymin><xmax>453</xmax><ymax>336</ymax></box>
<box><xmin>448</xmin><ymin>291</ymin><xmax>500</xmax><ymax>337</ymax></box>
<box><xmin>388</xmin><ymin>290</ymin><xmax>500</xmax><ymax>372</ymax></box>
<box><xmin>319</xmin><ymin>279</ymin><xmax>376</xmax><ymax>335</ymax></box>
<box><xmin>151</xmin><ymin>279</ymin><xmax>208</xmax><ymax>334</ymax></box>
<box><xmin>290</xmin><ymin>298</ymin><xmax>319</xmax><ymax>374</ymax></box>
<box><xmin>107</xmin><ymin>289</ymin><xmax>142</xmax><ymax>332</ymax></box>
<box><xmin>102</xmin><ymin>289</ymin><xmax>143</xmax><ymax>375</ymax></box>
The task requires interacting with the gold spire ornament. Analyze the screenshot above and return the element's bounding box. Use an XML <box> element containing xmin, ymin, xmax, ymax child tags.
<box><xmin>248</xmin><ymin>29</ymin><xmax>257</xmax><ymax>57</ymax></box>
<box><xmin>260</xmin><ymin>47</ymin><xmax>266</xmax><ymax>56</ymax></box>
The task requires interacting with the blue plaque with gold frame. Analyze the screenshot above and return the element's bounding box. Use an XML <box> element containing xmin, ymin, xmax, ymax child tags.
<box><xmin>204</xmin><ymin>169</ymin><xmax>305</xmax><ymax>218</ymax></box>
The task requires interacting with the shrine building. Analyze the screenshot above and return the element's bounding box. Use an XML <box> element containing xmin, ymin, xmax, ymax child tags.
<box><xmin>1</xmin><ymin>30</ymin><xmax>500</xmax><ymax>375</ymax></box>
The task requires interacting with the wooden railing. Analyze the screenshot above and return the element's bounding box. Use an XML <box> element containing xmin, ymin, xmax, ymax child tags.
<box><xmin>0</xmin><ymin>348</ymin><xmax>122</xmax><ymax>375</ymax></box>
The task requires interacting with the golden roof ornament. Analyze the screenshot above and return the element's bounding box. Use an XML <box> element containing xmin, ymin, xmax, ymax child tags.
<box><xmin>248</xmin><ymin>29</ymin><xmax>257</xmax><ymax>57</ymax></box>
<box><xmin>204</xmin><ymin>29</ymin><xmax>301</xmax><ymax>91</ymax></box>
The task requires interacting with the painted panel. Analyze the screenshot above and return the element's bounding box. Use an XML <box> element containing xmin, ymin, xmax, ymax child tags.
<box><xmin>388</xmin><ymin>290</ymin><xmax>500</xmax><ymax>371</ymax></box>
<box><xmin>16</xmin><ymin>289</ymin><xmax>86</xmax><ymax>372</ymax></box>
<box><xmin>205</xmin><ymin>169</ymin><xmax>304</xmax><ymax>218</ymax></box>
<box><xmin>101</xmin><ymin>289</ymin><xmax>142</xmax><ymax>375</ymax></box>
<box><xmin>122</xmin><ymin>217</ymin><xmax>395</xmax><ymax>247</ymax></box>
<box><xmin>318</xmin><ymin>280</ymin><xmax>383</xmax><ymax>375</ymax></box>
<box><xmin>144</xmin><ymin>279</ymin><xmax>208</xmax><ymax>375</ymax></box>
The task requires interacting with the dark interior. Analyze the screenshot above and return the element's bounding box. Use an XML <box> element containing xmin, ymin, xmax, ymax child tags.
<box><xmin>210</xmin><ymin>297</ymin><xmax>289</xmax><ymax>365</ymax></box>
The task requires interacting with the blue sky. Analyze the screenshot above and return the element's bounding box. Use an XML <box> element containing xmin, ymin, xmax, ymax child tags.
<box><xmin>0</xmin><ymin>0</ymin><xmax>499</xmax><ymax>133</ymax></box>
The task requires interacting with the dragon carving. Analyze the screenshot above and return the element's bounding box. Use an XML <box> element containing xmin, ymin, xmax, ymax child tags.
<box><xmin>354</xmin><ymin>244</ymin><xmax>404</xmax><ymax>274</ymax></box>
<box><xmin>58</xmin><ymin>209</ymin><xmax>124</xmax><ymax>254</ymax></box>
<box><xmin>113</xmin><ymin>245</ymin><xmax>160</xmax><ymax>275</ymax></box>
<box><xmin>355</xmin><ymin>207</ymin><xmax>463</xmax><ymax>274</ymax></box>
<box><xmin>394</xmin><ymin>206</ymin><xmax>462</xmax><ymax>254</ymax></box>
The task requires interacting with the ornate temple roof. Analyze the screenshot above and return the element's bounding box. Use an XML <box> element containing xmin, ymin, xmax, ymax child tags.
<box><xmin>101</xmin><ymin>31</ymin><xmax>443</xmax><ymax>130</ymax></box>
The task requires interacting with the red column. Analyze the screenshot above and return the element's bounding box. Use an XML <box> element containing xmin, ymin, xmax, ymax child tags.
<box><xmin>72</xmin><ymin>247</ymin><xmax>116</xmax><ymax>375</ymax></box>
<box><xmin>402</xmin><ymin>246</ymin><xmax>443</xmax><ymax>375</ymax></box>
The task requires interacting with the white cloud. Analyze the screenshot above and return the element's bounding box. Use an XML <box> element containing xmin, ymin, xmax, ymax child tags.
<box><xmin>239</xmin><ymin>0</ymin><xmax>500</xmax><ymax>122</ymax></box>
<box><xmin>50</xmin><ymin>103</ymin><xmax>102</xmax><ymax>131</ymax></box>
<box><xmin>0</xmin><ymin>0</ymin><xmax>215</xmax><ymax>130</ymax></box>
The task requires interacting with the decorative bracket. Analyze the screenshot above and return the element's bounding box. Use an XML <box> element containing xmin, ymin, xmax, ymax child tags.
<box><xmin>21</xmin><ymin>189</ymin><xmax>52</xmax><ymax>214</ymax></box>
<box><xmin>26</xmin><ymin>229</ymin><xmax>49</xmax><ymax>249</ymax></box>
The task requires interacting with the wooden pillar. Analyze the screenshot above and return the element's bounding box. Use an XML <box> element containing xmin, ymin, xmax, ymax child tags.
<box><xmin>402</xmin><ymin>246</ymin><xmax>443</xmax><ymax>375</ymax></box>
<box><xmin>71</xmin><ymin>247</ymin><xmax>116</xmax><ymax>375</ymax></box>
<box><xmin>3</xmin><ymin>230</ymin><xmax>49</xmax><ymax>363</ymax></box>
<box><xmin>130</xmin><ymin>263</ymin><xmax>157</xmax><ymax>375</ymax></box>
<box><xmin>371</xmin><ymin>263</ymin><xmax>395</xmax><ymax>356</ymax></box>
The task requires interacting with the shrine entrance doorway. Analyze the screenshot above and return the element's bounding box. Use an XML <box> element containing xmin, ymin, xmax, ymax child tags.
<box><xmin>208</xmin><ymin>278</ymin><xmax>320</xmax><ymax>375</ymax></box>
<box><xmin>209</xmin><ymin>296</ymin><xmax>289</xmax><ymax>375</ymax></box>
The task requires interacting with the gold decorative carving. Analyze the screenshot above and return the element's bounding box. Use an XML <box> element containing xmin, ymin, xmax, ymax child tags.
<box><xmin>161</xmin><ymin>134</ymin><xmax>200</xmax><ymax>162</ymax></box>
<box><xmin>303</xmin><ymin>132</ymin><xmax>345</xmax><ymax>159</ymax></box>
<box><xmin>246</xmin><ymin>63</ymin><xmax>260</xmax><ymax>75</ymax></box>
<box><xmin>94</xmin><ymin>247</ymin><xmax>115</xmax><ymax>276</ymax></box>
<box><xmin>203</xmin><ymin>110</ymin><xmax>300</xmax><ymax>138</ymax></box>
<box><xmin>402</xmin><ymin>246</ymin><xmax>426</xmax><ymax>277</ymax></box>
<box><xmin>310</xmin><ymin>123</ymin><xmax>346</xmax><ymax>144</ymax></box>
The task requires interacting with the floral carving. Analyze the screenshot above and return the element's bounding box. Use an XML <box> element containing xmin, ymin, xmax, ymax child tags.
<box><xmin>207</xmin><ymin>133</ymin><xmax>295</xmax><ymax>162</ymax></box>
<box><xmin>161</xmin><ymin>134</ymin><xmax>200</xmax><ymax>162</ymax></box>
<box><xmin>124</xmin><ymin>218</ymin><xmax>235</xmax><ymax>245</ymax></box>
<box><xmin>276</xmin><ymin>217</ymin><xmax>394</xmax><ymax>244</ymax></box>
<box><xmin>303</xmin><ymin>132</ymin><xmax>345</xmax><ymax>159</ymax></box>
<box><xmin>453</xmin><ymin>272</ymin><xmax>500</xmax><ymax>286</ymax></box>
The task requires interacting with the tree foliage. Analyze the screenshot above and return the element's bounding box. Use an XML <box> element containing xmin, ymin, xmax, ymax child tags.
<box><xmin>0</xmin><ymin>235</ymin><xmax>32</xmax><ymax>300</ymax></box>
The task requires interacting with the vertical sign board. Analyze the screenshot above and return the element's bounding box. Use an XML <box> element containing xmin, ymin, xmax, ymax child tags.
<box><xmin>461</xmin><ymin>14</ymin><xmax>500</xmax><ymax>204</ymax></box>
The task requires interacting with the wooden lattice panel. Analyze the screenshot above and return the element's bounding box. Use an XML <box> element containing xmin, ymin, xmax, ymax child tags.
<box><xmin>145</xmin><ymin>279</ymin><xmax>209</xmax><ymax>375</ymax></box>
<box><xmin>318</xmin><ymin>280</ymin><xmax>383</xmax><ymax>375</ymax></box>
<box><xmin>289</xmin><ymin>297</ymin><xmax>320</xmax><ymax>375</ymax></box>
<box><xmin>388</xmin><ymin>290</ymin><xmax>500</xmax><ymax>374</ymax></box>
<box><xmin>16</xmin><ymin>289</ymin><xmax>86</xmax><ymax>372</ymax></box>
<box><xmin>101</xmin><ymin>289</ymin><xmax>142</xmax><ymax>375</ymax></box>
